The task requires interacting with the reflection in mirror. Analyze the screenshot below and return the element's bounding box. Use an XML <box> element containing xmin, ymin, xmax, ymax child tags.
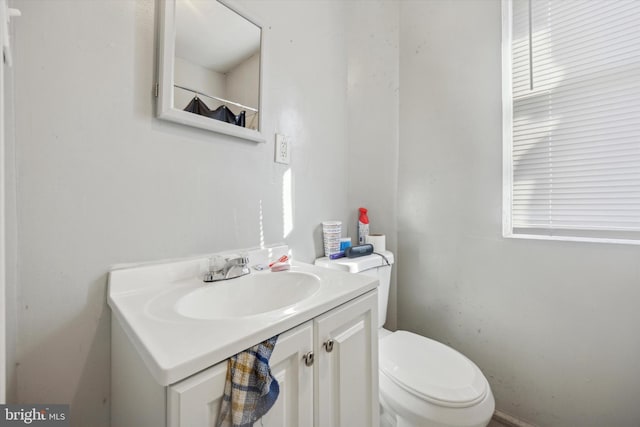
<box><xmin>174</xmin><ymin>0</ymin><xmax>261</xmax><ymax>130</ymax></box>
<box><xmin>157</xmin><ymin>0</ymin><xmax>264</xmax><ymax>141</ymax></box>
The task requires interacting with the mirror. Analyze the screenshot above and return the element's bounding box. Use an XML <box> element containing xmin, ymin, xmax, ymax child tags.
<box><xmin>157</xmin><ymin>0</ymin><xmax>265</xmax><ymax>142</ymax></box>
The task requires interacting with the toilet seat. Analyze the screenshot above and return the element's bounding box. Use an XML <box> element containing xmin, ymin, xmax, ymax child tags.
<box><xmin>380</xmin><ymin>331</ymin><xmax>488</xmax><ymax>408</ymax></box>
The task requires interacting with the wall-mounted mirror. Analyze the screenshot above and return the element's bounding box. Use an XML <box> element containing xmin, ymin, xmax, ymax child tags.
<box><xmin>157</xmin><ymin>0</ymin><xmax>265</xmax><ymax>142</ymax></box>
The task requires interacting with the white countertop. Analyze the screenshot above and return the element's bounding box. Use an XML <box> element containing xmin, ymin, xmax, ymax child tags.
<box><xmin>107</xmin><ymin>250</ymin><xmax>377</xmax><ymax>385</ymax></box>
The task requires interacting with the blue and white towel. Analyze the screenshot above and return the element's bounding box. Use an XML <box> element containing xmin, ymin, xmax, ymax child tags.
<box><xmin>216</xmin><ymin>336</ymin><xmax>280</xmax><ymax>427</ymax></box>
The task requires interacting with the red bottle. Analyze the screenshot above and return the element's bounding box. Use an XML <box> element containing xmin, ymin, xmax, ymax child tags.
<box><xmin>358</xmin><ymin>207</ymin><xmax>369</xmax><ymax>245</ymax></box>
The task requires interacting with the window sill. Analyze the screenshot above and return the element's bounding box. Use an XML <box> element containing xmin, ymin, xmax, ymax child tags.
<box><xmin>503</xmin><ymin>232</ymin><xmax>640</xmax><ymax>246</ymax></box>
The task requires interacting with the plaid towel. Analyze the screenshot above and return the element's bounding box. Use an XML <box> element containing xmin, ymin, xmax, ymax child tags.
<box><xmin>216</xmin><ymin>336</ymin><xmax>280</xmax><ymax>427</ymax></box>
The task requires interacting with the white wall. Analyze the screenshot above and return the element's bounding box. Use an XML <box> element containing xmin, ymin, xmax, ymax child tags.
<box><xmin>345</xmin><ymin>0</ymin><xmax>399</xmax><ymax>329</ymax></box>
<box><xmin>398</xmin><ymin>1</ymin><xmax>640</xmax><ymax>426</ymax></box>
<box><xmin>0</xmin><ymin>0</ymin><xmax>7</xmax><ymax>404</ymax></box>
<box><xmin>11</xmin><ymin>0</ymin><xmax>351</xmax><ymax>425</ymax></box>
<box><xmin>2</xmin><ymin>0</ymin><xmax>18</xmax><ymax>403</ymax></box>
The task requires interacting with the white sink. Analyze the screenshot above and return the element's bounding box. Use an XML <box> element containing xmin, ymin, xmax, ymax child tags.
<box><xmin>175</xmin><ymin>271</ymin><xmax>321</xmax><ymax>319</ymax></box>
<box><xmin>108</xmin><ymin>245</ymin><xmax>379</xmax><ymax>385</ymax></box>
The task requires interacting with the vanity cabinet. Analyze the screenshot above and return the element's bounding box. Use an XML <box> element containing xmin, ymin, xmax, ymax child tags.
<box><xmin>160</xmin><ymin>291</ymin><xmax>378</xmax><ymax>427</ymax></box>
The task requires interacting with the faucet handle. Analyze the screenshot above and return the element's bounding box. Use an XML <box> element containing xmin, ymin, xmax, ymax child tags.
<box><xmin>226</xmin><ymin>255</ymin><xmax>249</xmax><ymax>265</ymax></box>
<box><xmin>209</xmin><ymin>255</ymin><xmax>226</xmax><ymax>273</ymax></box>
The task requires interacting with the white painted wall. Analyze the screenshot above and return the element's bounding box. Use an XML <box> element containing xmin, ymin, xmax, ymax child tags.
<box><xmin>397</xmin><ymin>1</ymin><xmax>640</xmax><ymax>426</ymax></box>
<box><xmin>3</xmin><ymin>56</ymin><xmax>17</xmax><ymax>404</ymax></box>
<box><xmin>344</xmin><ymin>0</ymin><xmax>399</xmax><ymax>329</ymax></box>
<box><xmin>1</xmin><ymin>0</ymin><xmax>19</xmax><ymax>405</ymax></box>
<box><xmin>0</xmin><ymin>0</ymin><xmax>6</xmax><ymax>405</ymax></box>
<box><xmin>3</xmin><ymin>7</ymin><xmax>17</xmax><ymax>403</ymax></box>
<box><xmin>11</xmin><ymin>0</ymin><xmax>351</xmax><ymax>425</ymax></box>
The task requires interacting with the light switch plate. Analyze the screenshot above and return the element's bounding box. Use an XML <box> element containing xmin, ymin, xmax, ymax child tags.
<box><xmin>275</xmin><ymin>133</ymin><xmax>290</xmax><ymax>164</ymax></box>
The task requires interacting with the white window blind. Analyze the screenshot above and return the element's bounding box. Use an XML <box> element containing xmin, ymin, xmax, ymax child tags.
<box><xmin>503</xmin><ymin>0</ymin><xmax>640</xmax><ymax>242</ymax></box>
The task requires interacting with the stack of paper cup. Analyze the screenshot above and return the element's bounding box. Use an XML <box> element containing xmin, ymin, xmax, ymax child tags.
<box><xmin>322</xmin><ymin>221</ymin><xmax>342</xmax><ymax>257</ymax></box>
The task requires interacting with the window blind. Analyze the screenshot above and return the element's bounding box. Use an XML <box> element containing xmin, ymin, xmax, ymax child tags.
<box><xmin>506</xmin><ymin>0</ymin><xmax>640</xmax><ymax>241</ymax></box>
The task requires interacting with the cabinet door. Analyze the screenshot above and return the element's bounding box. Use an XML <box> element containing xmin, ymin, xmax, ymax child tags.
<box><xmin>167</xmin><ymin>322</ymin><xmax>314</xmax><ymax>427</ymax></box>
<box><xmin>314</xmin><ymin>291</ymin><xmax>379</xmax><ymax>427</ymax></box>
<box><xmin>260</xmin><ymin>322</ymin><xmax>314</xmax><ymax>427</ymax></box>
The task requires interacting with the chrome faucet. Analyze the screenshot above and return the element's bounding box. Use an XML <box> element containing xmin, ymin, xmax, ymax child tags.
<box><xmin>203</xmin><ymin>256</ymin><xmax>250</xmax><ymax>282</ymax></box>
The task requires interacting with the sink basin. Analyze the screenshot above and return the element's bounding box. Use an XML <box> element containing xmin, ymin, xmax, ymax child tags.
<box><xmin>175</xmin><ymin>271</ymin><xmax>321</xmax><ymax>319</ymax></box>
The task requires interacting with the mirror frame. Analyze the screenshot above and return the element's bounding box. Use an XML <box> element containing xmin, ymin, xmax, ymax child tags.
<box><xmin>156</xmin><ymin>0</ymin><xmax>266</xmax><ymax>143</ymax></box>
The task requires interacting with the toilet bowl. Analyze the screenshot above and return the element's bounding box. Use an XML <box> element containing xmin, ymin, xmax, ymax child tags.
<box><xmin>315</xmin><ymin>251</ymin><xmax>495</xmax><ymax>427</ymax></box>
<box><xmin>379</xmin><ymin>329</ymin><xmax>494</xmax><ymax>427</ymax></box>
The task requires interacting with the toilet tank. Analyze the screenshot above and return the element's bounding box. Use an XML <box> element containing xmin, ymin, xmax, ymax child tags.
<box><xmin>314</xmin><ymin>251</ymin><xmax>394</xmax><ymax>329</ymax></box>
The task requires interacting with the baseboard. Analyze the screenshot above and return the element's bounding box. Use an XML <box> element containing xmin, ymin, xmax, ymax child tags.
<box><xmin>493</xmin><ymin>410</ymin><xmax>538</xmax><ymax>427</ymax></box>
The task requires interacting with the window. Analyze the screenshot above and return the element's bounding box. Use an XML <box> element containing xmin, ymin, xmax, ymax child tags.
<box><xmin>502</xmin><ymin>0</ymin><xmax>640</xmax><ymax>243</ymax></box>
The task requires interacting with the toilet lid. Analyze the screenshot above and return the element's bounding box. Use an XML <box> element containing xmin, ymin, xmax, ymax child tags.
<box><xmin>379</xmin><ymin>331</ymin><xmax>488</xmax><ymax>408</ymax></box>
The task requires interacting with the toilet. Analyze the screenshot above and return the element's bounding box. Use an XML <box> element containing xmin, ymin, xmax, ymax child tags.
<box><xmin>315</xmin><ymin>251</ymin><xmax>495</xmax><ymax>427</ymax></box>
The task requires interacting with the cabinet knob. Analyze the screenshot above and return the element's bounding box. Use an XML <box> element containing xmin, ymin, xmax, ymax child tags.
<box><xmin>303</xmin><ymin>351</ymin><xmax>314</xmax><ymax>367</ymax></box>
<box><xmin>323</xmin><ymin>339</ymin><xmax>334</xmax><ymax>353</ymax></box>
